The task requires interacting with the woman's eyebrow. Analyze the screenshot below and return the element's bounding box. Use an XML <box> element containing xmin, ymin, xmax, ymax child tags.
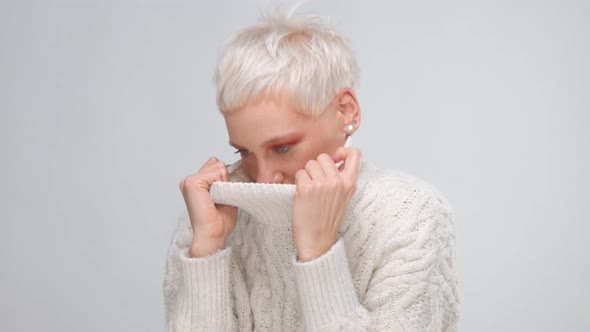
<box><xmin>229</xmin><ymin>133</ymin><xmax>302</xmax><ymax>150</ymax></box>
<box><xmin>261</xmin><ymin>133</ymin><xmax>302</xmax><ymax>147</ymax></box>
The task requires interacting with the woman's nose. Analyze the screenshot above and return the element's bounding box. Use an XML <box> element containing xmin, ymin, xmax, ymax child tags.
<box><xmin>256</xmin><ymin>163</ymin><xmax>284</xmax><ymax>184</ymax></box>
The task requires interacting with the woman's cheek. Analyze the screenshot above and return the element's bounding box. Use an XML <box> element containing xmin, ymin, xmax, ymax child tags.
<box><xmin>242</xmin><ymin>158</ymin><xmax>257</xmax><ymax>180</ymax></box>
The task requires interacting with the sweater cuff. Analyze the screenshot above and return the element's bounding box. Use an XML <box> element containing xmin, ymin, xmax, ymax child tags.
<box><xmin>292</xmin><ymin>239</ymin><xmax>360</xmax><ymax>329</ymax></box>
<box><xmin>176</xmin><ymin>247</ymin><xmax>232</xmax><ymax>330</ymax></box>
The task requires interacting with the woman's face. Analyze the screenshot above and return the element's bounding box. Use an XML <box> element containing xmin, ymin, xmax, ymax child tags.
<box><xmin>223</xmin><ymin>91</ymin><xmax>359</xmax><ymax>184</ymax></box>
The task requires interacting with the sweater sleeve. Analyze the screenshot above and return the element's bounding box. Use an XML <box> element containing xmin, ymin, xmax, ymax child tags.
<box><xmin>293</xmin><ymin>191</ymin><xmax>460</xmax><ymax>331</ymax></box>
<box><xmin>170</xmin><ymin>248</ymin><xmax>234</xmax><ymax>331</ymax></box>
<box><xmin>163</xmin><ymin>216</ymin><xmax>237</xmax><ymax>332</ymax></box>
<box><xmin>293</xmin><ymin>239</ymin><xmax>369</xmax><ymax>330</ymax></box>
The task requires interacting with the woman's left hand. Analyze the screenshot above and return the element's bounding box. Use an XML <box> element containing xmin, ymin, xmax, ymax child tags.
<box><xmin>292</xmin><ymin>147</ymin><xmax>361</xmax><ymax>262</ymax></box>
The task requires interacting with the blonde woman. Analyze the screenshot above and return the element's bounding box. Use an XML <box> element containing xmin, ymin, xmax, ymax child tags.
<box><xmin>164</xmin><ymin>9</ymin><xmax>460</xmax><ymax>331</ymax></box>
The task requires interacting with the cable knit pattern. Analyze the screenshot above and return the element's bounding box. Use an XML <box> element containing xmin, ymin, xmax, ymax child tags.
<box><xmin>163</xmin><ymin>161</ymin><xmax>460</xmax><ymax>331</ymax></box>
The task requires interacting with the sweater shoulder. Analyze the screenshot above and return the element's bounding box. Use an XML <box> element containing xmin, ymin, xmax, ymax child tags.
<box><xmin>352</xmin><ymin>165</ymin><xmax>456</xmax><ymax>243</ymax></box>
<box><xmin>362</xmin><ymin>165</ymin><xmax>454</xmax><ymax>214</ymax></box>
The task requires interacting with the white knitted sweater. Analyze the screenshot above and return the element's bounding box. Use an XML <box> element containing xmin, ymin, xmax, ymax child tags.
<box><xmin>163</xmin><ymin>161</ymin><xmax>460</xmax><ymax>331</ymax></box>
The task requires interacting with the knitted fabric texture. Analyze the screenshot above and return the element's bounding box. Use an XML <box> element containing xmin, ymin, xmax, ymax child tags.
<box><xmin>163</xmin><ymin>161</ymin><xmax>460</xmax><ymax>331</ymax></box>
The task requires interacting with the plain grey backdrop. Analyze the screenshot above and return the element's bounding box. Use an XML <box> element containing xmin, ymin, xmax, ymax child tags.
<box><xmin>1</xmin><ymin>0</ymin><xmax>588</xmax><ymax>331</ymax></box>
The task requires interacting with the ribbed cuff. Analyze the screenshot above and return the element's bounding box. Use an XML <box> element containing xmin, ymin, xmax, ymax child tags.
<box><xmin>176</xmin><ymin>247</ymin><xmax>232</xmax><ymax>331</ymax></box>
<box><xmin>292</xmin><ymin>239</ymin><xmax>360</xmax><ymax>329</ymax></box>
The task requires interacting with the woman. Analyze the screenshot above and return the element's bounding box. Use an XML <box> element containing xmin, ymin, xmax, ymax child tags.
<box><xmin>164</xmin><ymin>9</ymin><xmax>460</xmax><ymax>332</ymax></box>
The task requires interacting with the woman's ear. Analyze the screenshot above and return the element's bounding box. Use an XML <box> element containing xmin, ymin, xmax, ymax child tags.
<box><xmin>337</xmin><ymin>88</ymin><xmax>361</xmax><ymax>135</ymax></box>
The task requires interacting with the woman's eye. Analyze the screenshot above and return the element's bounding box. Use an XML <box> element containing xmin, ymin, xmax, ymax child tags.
<box><xmin>273</xmin><ymin>146</ymin><xmax>290</xmax><ymax>154</ymax></box>
<box><xmin>234</xmin><ymin>149</ymin><xmax>251</xmax><ymax>157</ymax></box>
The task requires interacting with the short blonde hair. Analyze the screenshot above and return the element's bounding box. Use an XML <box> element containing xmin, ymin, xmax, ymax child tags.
<box><xmin>214</xmin><ymin>7</ymin><xmax>359</xmax><ymax>116</ymax></box>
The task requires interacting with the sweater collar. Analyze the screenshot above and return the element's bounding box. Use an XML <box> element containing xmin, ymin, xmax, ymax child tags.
<box><xmin>209</xmin><ymin>160</ymin><xmax>377</xmax><ymax>227</ymax></box>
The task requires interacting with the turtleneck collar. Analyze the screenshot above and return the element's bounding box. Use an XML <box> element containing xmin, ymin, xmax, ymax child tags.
<box><xmin>209</xmin><ymin>160</ymin><xmax>377</xmax><ymax>227</ymax></box>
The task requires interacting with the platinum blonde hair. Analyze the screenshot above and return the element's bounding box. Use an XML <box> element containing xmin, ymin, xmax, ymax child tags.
<box><xmin>214</xmin><ymin>7</ymin><xmax>360</xmax><ymax>116</ymax></box>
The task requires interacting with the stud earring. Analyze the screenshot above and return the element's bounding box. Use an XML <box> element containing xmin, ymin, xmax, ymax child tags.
<box><xmin>347</xmin><ymin>119</ymin><xmax>358</xmax><ymax>132</ymax></box>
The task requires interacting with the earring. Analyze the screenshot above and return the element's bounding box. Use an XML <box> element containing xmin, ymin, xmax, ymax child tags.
<box><xmin>347</xmin><ymin>119</ymin><xmax>357</xmax><ymax>132</ymax></box>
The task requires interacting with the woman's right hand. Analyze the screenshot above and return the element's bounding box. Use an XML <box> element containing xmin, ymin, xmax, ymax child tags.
<box><xmin>179</xmin><ymin>157</ymin><xmax>238</xmax><ymax>258</ymax></box>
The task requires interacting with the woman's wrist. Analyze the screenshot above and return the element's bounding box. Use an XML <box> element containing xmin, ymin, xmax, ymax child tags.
<box><xmin>296</xmin><ymin>236</ymin><xmax>337</xmax><ymax>262</ymax></box>
<box><xmin>189</xmin><ymin>235</ymin><xmax>226</xmax><ymax>258</ymax></box>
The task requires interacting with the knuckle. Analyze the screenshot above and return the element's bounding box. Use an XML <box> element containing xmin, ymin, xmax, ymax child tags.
<box><xmin>299</xmin><ymin>183</ymin><xmax>313</xmax><ymax>194</ymax></box>
<box><xmin>325</xmin><ymin>178</ymin><xmax>338</xmax><ymax>189</ymax></box>
<box><xmin>218</xmin><ymin>166</ymin><xmax>227</xmax><ymax>176</ymax></box>
<box><xmin>203</xmin><ymin>157</ymin><xmax>218</xmax><ymax>167</ymax></box>
<box><xmin>183</xmin><ymin>176</ymin><xmax>195</xmax><ymax>187</ymax></box>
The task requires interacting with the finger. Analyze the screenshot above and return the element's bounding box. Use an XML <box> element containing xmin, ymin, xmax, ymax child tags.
<box><xmin>200</xmin><ymin>156</ymin><xmax>219</xmax><ymax>169</ymax></box>
<box><xmin>218</xmin><ymin>164</ymin><xmax>230</xmax><ymax>182</ymax></box>
<box><xmin>295</xmin><ymin>168</ymin><xmax>312</xmax><ymax>188</ymax></box>
<box><xmin>317</xmin><ymin>153</ymin><xmax>340</xmax><ymax>178</ymax></box>
<box><xmin>331</xmin><ymin>147</ymin><xmax>349</xmax><ymax>164</ymax></box>
<box><xmin>188</xmin><ymin>166</ymin><xmax>228</xmax><ymax>189</ymax></box>
<box><xmin>179</xmin><ymin>176</ymin><xmax>188</xmax><ymax>190</ymax></box>
<box><xmin>206</xmin><ymin>163</ymin><xmax>230</xmax><ymax>182</ymax></box>
<box><xmin>343</xmin><ymin>149</ymin><xmax>362</xmax><ymax>180</ymax></box>
<box><xmin>196</xmin><ymin>157</ymin><xmax>221</xmax><ymax>175</ymax></box>
<box><xmin>304</xmin><ymin>160</ymin><xmax>325</xmax><ymax>180</ymax></box>
<box><xmin>196</xmin><ymin>159</ymin><xmax>225</xmax><ymax>175</ymax></box>
<box><xmin>332</xmin><ymin>147</ymin><xmax>361</xmax><ymax>179</ymax></box>
<box><xmin>201</xmin><ymin>169</ymin><xmax>224</xmax><ymax>186</ymax></box>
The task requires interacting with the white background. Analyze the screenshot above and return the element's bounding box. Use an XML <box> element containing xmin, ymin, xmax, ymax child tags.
<box><xmin>1</xmin><ymin>0</ymin><xmax>588</xmax><ymax>331</ymax></box>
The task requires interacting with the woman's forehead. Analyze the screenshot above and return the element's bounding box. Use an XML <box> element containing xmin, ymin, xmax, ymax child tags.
<box><xmin>223</xmin><ymin>98</ymin><xmax>337</xmax><ymax>146</ymax></box>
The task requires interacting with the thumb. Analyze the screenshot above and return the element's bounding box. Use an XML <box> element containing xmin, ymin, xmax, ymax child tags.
<box><xmin>332</xmin><ymin>147</ymin><xmax>362</xmax><ymax>178</ymax></box>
